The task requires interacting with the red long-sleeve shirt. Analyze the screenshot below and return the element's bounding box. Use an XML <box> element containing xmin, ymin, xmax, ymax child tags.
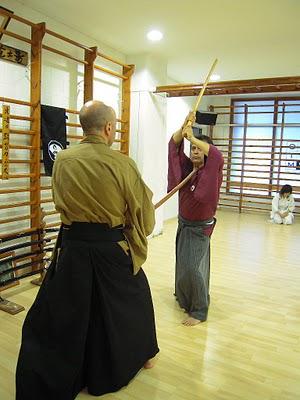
<box><xmin>168</xmin><ymin>138</ymin><xmax>223</xmax><ymax>222</ymax></box>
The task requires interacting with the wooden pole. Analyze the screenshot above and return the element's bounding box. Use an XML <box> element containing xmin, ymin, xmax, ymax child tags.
<box><xmin>239</xmin><ymin>104</ymin><xmax>248</xmax><ymax>213</ymax></box>
<box><xmin>120</xmin><ymin>64</ymin><xmax>135</xmax><ymax>155</ymax></box>
<box><xmin>193</xmin><ymin>59</ymin><xmax>218</xmax><ymax>112</ymax></box>
<box><xmin>154</xmin><ymin>169</ymin><xmax>196</xmax><ymax>209</ymax></box>
<box><xmin>276</xmin><ymin>103</ymin><xmax>285</xmax><ymax>191</ymax></box>
<box><xmin>155</xmin><ymin>59</ymin><xmax>218</xmax><ymax>210</ymax></box>
<box><xmin>0</xmin><ymin>96</ymin><xmax>32</xmax><ymax>106</ymax></box>
<box><xmin>42</xmin><ymin>45</ymin><xmax>87</xmax><ymax>64</ymax></box>
<box><xmin>94</xmin><ymin>64</ymin><xmax>127</xmax><ymax>80</ymax></box>
<box><xmin>0</xmin><ymin>27</ymin><xmax>33</xmax><ymax>44</ymax></box>
<box><xmin>30</xmin><ymin>22</ymin><xmax>45</xmax><ymax>270</ymax></box>
<box><xmin>45</xmin><ymin>28</ymin><xmax>94</xmax><ymax>52</ymax></box>
<box><xmin>0</xmin><ymin>8</ymin><xmax>35</xmax><ymax>26</ymax></box>
<box><xmin>84</xmin><ymin>46</ymin><xmax>97</xmax><ymax>103</ymax></box>
<box><xmin>269</xmin><ymin>99</ymin><xmax>279</xmax><ymax>195</ymax></box>
<box><xmin>226</xmin><ymin>99</ymin><xmax>235</xmax><ymax>193</ymax></box>
<box><xmin>97</xmin><ymin>51</ymin><xmax>130</xmax><ymax>68</ymax></box>
<box><xmin>1</xmin><ymin>105</ymin><xmax>10</xmax><ymax>180</ymax></box>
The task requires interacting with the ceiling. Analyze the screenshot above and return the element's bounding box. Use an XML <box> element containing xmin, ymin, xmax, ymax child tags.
<box><xmin>17</xmin><ymin>0</ymin><xmax>300</xmax><ymax>84</ymax></box>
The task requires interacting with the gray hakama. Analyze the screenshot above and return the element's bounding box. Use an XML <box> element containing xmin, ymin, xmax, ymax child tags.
<box><xmin>175</xmin><ymin>216</ymin><xmax>215</xmax><ymax>321</ymax></box>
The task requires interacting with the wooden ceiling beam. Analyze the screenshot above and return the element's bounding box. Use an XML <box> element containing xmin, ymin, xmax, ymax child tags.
<box><xmin>155</xmin><ymin>76</ymin><xmax>300</xmax><ymax>97</ymax></box>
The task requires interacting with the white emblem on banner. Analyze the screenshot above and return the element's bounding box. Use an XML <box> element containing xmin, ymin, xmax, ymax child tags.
<box><xmin>48</xmin><ymin>140</ymin><xmax>63</xmax><ymax>161</ymax></box>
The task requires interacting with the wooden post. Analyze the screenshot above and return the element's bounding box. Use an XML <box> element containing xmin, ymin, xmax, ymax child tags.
<box><xmin>154</xmin><ymin>169</ymin><xmax>197</xmax><ymax>209</ymax></box>
<box><xmin>269</xmin><ymin>99</ymin><xmax>279</xmax><ymax>195</ymax></box>
<box><xmin>1</xmin><ymin>104</ymin><xmax>10</xmax><ymax>179</ymax></box>
<box><xmin>239</xmin><ymin>104</ymin><xmax>248</xmax><ymax>213</ymax></box>
<box><xmin>30</xmin><ymin>22</ymin><xmax>45</xmax><ymax>270</ymax></box>
<box><xmin>276</xmin><ymin>103</ymin><xmax>285</xmax><ymax>191</ymax></box>
<box><xmin>226</xmin><ymin>99</ymin><xmax>235</xmax><ymax>193</ymax></box>
<box><xmin>84</xmin><ymin>46</ymin><xmax>97</xmax><ymax>103</ymax></box>
<box><xmin>121</xmin><ymin>64</ymin><xmax>135</xmax><ymax>155</ymax></box>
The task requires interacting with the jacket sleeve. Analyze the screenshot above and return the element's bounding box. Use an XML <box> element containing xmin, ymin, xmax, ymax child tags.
<box><xmin>123</xmin><ymin>160</ymin><xmax>155</xmax><ymax>272</ymax></box>
<box><xmin>272</xmin><ymin>194</ymin><xmax>279</xmax><ymax>214</ymax></box>
<box><xmin>288</xmin><ymin>195</ymin><xmax>295</xmax><ymax>212</ymax></box>
<box><xmin>168</xmin><ymin>137</ymin><xmax>191</xmax><ymax>192</ymax></box>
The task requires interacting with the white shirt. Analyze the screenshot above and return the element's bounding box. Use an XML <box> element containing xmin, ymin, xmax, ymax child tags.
<box><xmin>271</xmin><ymin>193</ymin><xmax>295</xmax><ymax>217</ymax></box>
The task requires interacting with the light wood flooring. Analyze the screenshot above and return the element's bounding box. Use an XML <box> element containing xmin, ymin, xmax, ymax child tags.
<box><xmin>1</xmin><ymin>210</ymin><xmax>300</xmax><ymax>400</ymax></box>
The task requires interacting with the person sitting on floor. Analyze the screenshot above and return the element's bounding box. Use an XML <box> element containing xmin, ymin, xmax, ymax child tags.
<box><xmin>271</xmin><ymin>184</ymin><xmax>295</xmax><ymax>225</ymax></box>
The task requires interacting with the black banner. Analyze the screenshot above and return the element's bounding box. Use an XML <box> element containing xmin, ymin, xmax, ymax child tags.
<box><xmin>41</xmin><ymin>105</ymin><xmax>67</xmax><ymax>176</ymax></box>
<box><xmin>196</xmin><ymin>111</ymin><xmax>218</xmax><ymax>126</ymax></box>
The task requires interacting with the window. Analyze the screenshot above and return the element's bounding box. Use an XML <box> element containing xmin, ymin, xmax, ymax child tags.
<box><xmin>228</xmin><ymin>98</ymin><xmax>300</xmax><ymax>196</ymax></box>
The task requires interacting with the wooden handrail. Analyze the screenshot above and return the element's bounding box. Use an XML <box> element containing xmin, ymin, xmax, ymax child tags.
<box><xmin>43</xmin><ymin>210</ymin><xmax>59</xmax><ymax>216</ymax></box>
<box><xmin>219</xmin><ymin>150</ymin><xmax>300</xmax><ymax>155</ymax></box>
<box><xmin>45</xmin><ymin>222</ymin><xmax>61</xmax><ymax>228</ymax></box>
<box><xmin>0</xmin><ymin>8</ymin><xmax>35</xmax><ymax>27</ymax></box>
<box><xmin>0</xmin><ymin>129</ymin><xmax>35</xmax><ymax>135</ymax></box>
<box><xmin>0</xmin><ymin>214</ymin><xmax>34</xmax><ymax>225</ymax></box>
<box><xmin>0</xmin><ymin>174</ymin><xmax>35</xmax><ymax>179</ymax></box>
<box><xmin>96</xmin><ymin>51</ymin><xmax>129</xmax><ymax>68</ymax></box>
<box><xmin>215</xmin><ymin>144</ymin><xmax>300</xmax><ymax>149</ymax></box>
<box><xmin>0</xmin><ymin>187</ymin><xmax>33</xmax><ymax>195</ymax></box>
<box><xmin>0</xmin><ymin>97</ymin><xmax>32</xmax><ymax>106</ymax></box>
<box><xmin>40</xmin><ymin>198</ymin><xmax>53</xmax><ymax>204</ymax></box>
<box><xmin>228</xmin><ymin>170</ymin><xmax>300</xmax><ymax>176</ymax></box>
<box><xmin>0</xmin><ymin>144</ymin><xmax>37</xmax><ymax>150</ymax></box>
<box><xmin>212</xmin><ymin>137</ymin><xmax>300</xmax><ymax>142</ymax></box>
<box><xmin>66</xmin><ymin>122</ymin><xmax>81</xmax><ymax>128</ymax></box>
<box><xmin>42</xmin><ymin>45</ymin><xmax>88</xmax><ymax>64</ymax></box>
<box><xmin>217</xmin><ymin>110</ymin><xmax>300</xmax><ymax>115</ymax></box>
<box><xmin>214</xmin><ymin>123</ymin><xmax>300</xmax><ymax>127</ymax></box>
<box><xmin>94</xmin><ymin>64</ymin><xmax>128</xmax><ymax>80</ymax></box>
<box><xmin>224</xmin><ymin>155</ymin><xmax>299</xmax><ymax>162</ymax></box>
<box><xmin>45</xmin><ymin>28</ymin><xmax>93</xmax><ymax>52</ymax></box>
<box><xmin>0</xmin><ymin>114</ymin><xmax>33</xmax><ymax>121</ymax></box>
<box><xmin>155</xmin><ymin>76</ymin><xmax>300</xmax><ymax>97</ymax></box>
<box><xmin>213</xmin><ymin>103</ymin><xmax>300</xmax><ymax>109</ymax></box>
<box><xmin>0</xmin><ymin>201</ymin><xmax>36</xmax><ymax>210</ymax></box>
<box><xmin>65</xmin><ymin>108</ymin><xmax>79</xmax><ymax>114</ymax></box>
<box><xmin>0</xmin><ymin>159</ymin><xmax>34</xmax><ymax>164</ymax></box>
<box><xmin>0</xmin><ymin>227</ymin><xmax>38</xmax><ymax>241</ymax></box>
<box><xmin>0</xmin><ymin>27</ymin><xmax>32</xmax><ymax>44</ymax></box>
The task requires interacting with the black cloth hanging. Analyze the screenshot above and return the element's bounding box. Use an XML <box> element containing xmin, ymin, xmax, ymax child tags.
<box><xmin>41</xmin><ymin>105</ymin><xmax>67</xmax><ymax>176</ymax></box>
<box><xmin>195</xmin><ymin>111</ymin><xmax>218</xmax><ymax>126</ymax></box>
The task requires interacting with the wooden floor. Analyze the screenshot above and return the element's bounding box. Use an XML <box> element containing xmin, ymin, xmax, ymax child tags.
<box><xmin>1</xmin><ymin>210</ymin><xmax>300</xmax><ymax>400</ymax></box>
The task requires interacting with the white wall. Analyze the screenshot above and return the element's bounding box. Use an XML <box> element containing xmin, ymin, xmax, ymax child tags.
<box><xmin>127</xmin><ymin>54</ymin><xmax>168</xmax><ymax>235</ymax></box>
<box><xmin>163</xmin><ymin>96</ymin><xmax>194</xmax><ymax>220</ymax></box>
<box><xmin>127</xmin><ymin>56</ymin><xmax>200</xmax><ymax>228</ymax></box>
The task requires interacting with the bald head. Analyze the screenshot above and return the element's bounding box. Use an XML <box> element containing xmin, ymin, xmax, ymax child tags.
<box><xmin>79</xmin><ymin>101</ymin><xmax>116</xmax><ymax>135</ymax></box>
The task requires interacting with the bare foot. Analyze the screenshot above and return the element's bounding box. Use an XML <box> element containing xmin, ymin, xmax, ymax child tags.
<box><xmin>182</xmin><ymin>316</ymin><xmax>202</xmax><ymax>326</ymax></box>
<box><xmin>144</xmin><ymin>360</ymin><xmax>154</xmax><ymax>369</ymax></box>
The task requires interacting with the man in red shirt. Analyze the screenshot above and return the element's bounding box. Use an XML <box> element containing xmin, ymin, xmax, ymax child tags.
<box><xmin>168</xmin><ymin>112</ymin><xmax>223</xmax><ymax>326</ymax></box>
